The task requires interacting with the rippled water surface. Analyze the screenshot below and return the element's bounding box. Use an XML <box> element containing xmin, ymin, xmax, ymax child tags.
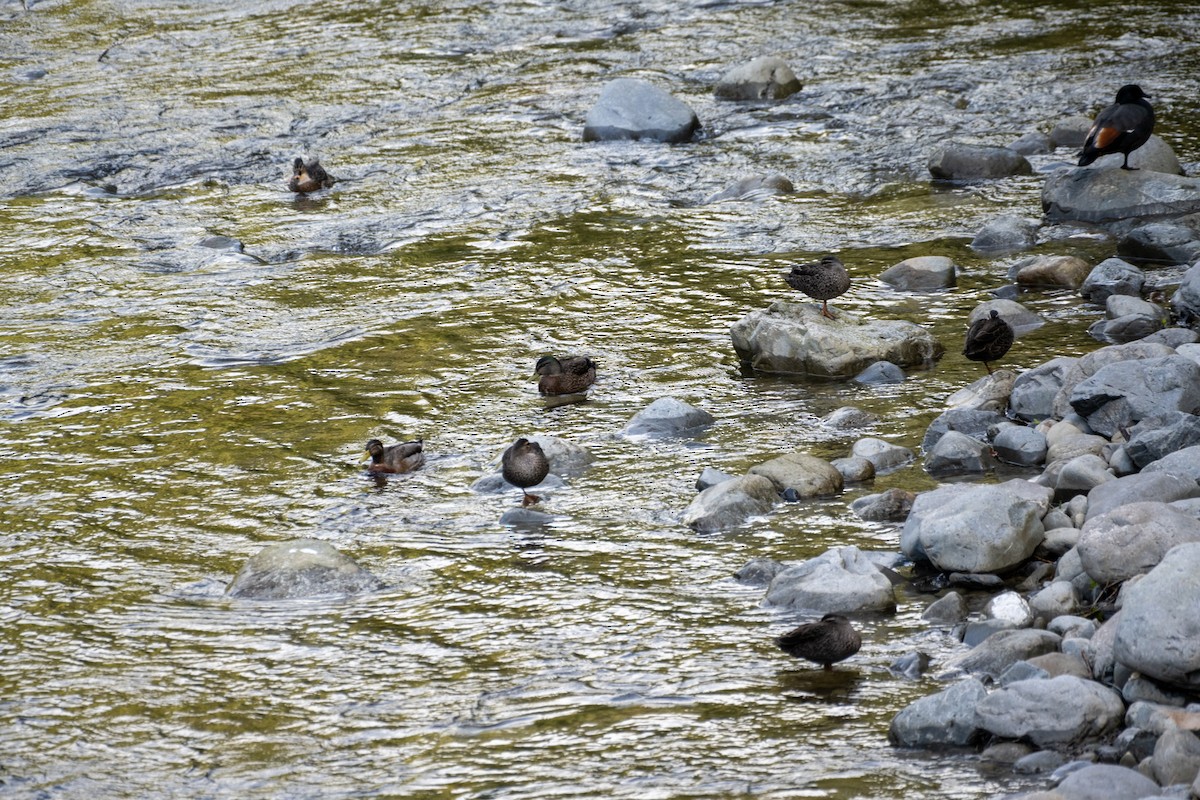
<box><xmin>3</xmin><ymin>0</ymin><xmax>1200</xmax><ymax>797</ymax></box>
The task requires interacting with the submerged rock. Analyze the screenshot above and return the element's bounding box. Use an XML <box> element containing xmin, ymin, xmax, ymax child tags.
<box><xmin>623</xmin><ymin>397</ymin><xmax>715</xmax><ymax>438</ymax></box>
<box><xmin>1079</xmin><ymin>257</ymin><xmax>1145</xmax><ymax>305</ymax></box>
<box><xmin>971</xmin><ymin>215</ymin><xmax>1038</xmax><ymax>254</ymax></box>
<box><xmin>1012</xmin><ymin>254</ymin><xmax>1092</xmax><ymax>290</ymax></box>
<box><xmin>878</xmin><ymin>255</ymin><xmax>956</xmax><ymax>291</ymax></box>
<box><xmin>704</xmin><ymin>174</ymin><xmax>794</xmax><ymax>203</ymax></box>
<box><xmin>730</xmin><ymin>302</ymin><xmax>943</xmax><ymax>378</ymax></box>
<box><xmin>226</xmin><ymin>539</ymin><xmax>384</xmax><ymax>600</ymax></box>
<box><xmin>713</xmin><ymin>56</ymin><xmax>802</xmax><ymax>101</ymax></box>
<box><xmin>851</xmin><ymin>487</ymin><xmax>916</xmax><ymax>522</ymax></box>
<box><xmin>583</xmin><ymin>78</ymin><xmax>700</xmax><ymax>144</ymax></box>
<box><xmin>748</xmin><ymin>452</ymin><xmax>843</xmax><ymax>498</ymax></box>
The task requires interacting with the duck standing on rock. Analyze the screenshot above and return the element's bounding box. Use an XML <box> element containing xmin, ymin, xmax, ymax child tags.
<box><xmin>288</xmin><ymin>157</ymin><xmax>336</xmax><ymax>193</ymax></box>
<box><xmin>535</xmin><ymin>355</ymin><xmax>597</xmax><ymax>395</ymax></box>
<box><xmin>963</xmin><ymin>309</ymin><xmax>1014</xmax><ymax>374</ymax></box>
<box><xmin>364</xmin><ymin>438</ymin><xmax>425</xmax><ymax>474</ymax></box>
<box><xmin>1077</xmin><ymin>84</ymin><xmax>1155</xmax><ymax>171</ymax></box>
<box><xmin>501</xmin><ymin>437</ymin><xmax>550</xmax><ymax>506</ymax></box>
<box><xmin>776</xmin><ymin>613</ymin><xmax>862</xmax><ymax>671</ymax></box>
<box><xmin>785</xmin><ymin>255</ymin><xmax>850</xmax><ymax>319</ymax></box>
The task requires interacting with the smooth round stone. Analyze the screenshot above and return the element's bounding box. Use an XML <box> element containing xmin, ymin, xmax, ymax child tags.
<box><xmin>854</xmin><ymin>360</ymin><xmax>905</xmax><ymax>384</ymax></box>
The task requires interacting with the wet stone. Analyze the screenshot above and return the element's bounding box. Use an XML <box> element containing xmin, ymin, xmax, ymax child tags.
<box><xmin>226</xmin><ymin>539</ymin><xmax>384</xmax><ymax>600</ymax></box>
<box><xmin>928</xmin><ymin>142</ymin><xmax>1032</xmax><ymax>180</ymax></box>
<box><xmin>829</xmin><ymin>455</ymin><xmax>875</xmax><ymax>484</ymax></box>
<box><xmin>1079</xmin><ymin>257</ymin><xmax>1145</xmax><ymax>305</ymax></box>
<box><xmin>1012</xmin><ymin>254</ymin><xmax>1092</xmax><ymax>289</ymax></box>
<box><xmin>853</xmin><ymin>360</ymin><xmax>904</xmax><ymax>384</ymax></box>
<box><xmin>704</xmin><ymin>174</ymin><xmax>794</xmax><ymax>203</ymax></box>
<box><xmin>850</xmin><ymin>487</ymin><xmax>915</xmax><ymax>522</ymax></box>
<box><xmin>878</xmin><ymin>255</ymin><xmax>956</xmax><ymax>291</ymax></box>
<box><xmin>713</xmin><ymin>56</ymin><xmax>802</xmax><ymax>101</ymax></box>
<box><xmin>583</xmin><ymin>78</ymin><xmax>700</xmax><ymax>144</ymax></box>
<box><xmin>1043</xmin><ymin>167</ymin><xmax>1200</xmax><ymax>224</ymax></box>
<box><xmin>971</xmin><ymin>214</ymin><xmax>1039</xmax><ymax>254</ymax></box>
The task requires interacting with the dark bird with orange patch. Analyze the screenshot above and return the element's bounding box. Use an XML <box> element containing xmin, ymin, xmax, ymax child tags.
<box><xmin>1077</xmin><ymin>85</ymin><xmax>1155</xmax><ymax>171</ymax></box>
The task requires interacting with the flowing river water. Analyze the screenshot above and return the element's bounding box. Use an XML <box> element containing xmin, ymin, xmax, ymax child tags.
<box><xmin>2</xmin><ymin>0</ymin><xmax>1200</xmax><ymax>797</ymax></box>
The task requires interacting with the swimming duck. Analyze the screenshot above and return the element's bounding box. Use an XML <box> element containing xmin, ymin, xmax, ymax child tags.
<box><xmin>1078</xmin><ymin>85</ymin><xmax>1155</xmax><ymax>171</ymax></box>
<box><xmin>501</xmin><ymin>437</ymin><xmax>550</xmax><ymax>506</ymax></box>
<box><xmin>535</xmin><ymin>355</ymin><xmax>597</xmax><ymax>396</ymax></box>
<box><xmin>288</xmin><ymin>157</ymin><xmax>336</xmax><ymax>193</ymax></box>
<box><xmin>963</xmin><ymin>309</ymin><xmax>1014</xmax><ymax>374</ymax></box>
<box><xmin>364</xmin><ymin>438</ymin><xmax>424</xmax><ymax>474</ymax></box>
<box><xmin>776</xmin><ymin>613</ymin><xmax>862</xmax><ymax>671</ymax></box>
<box><xmin>785</xmin><ymin>255</ymin><xmax>850</xmax><ymax>319</ymax></box>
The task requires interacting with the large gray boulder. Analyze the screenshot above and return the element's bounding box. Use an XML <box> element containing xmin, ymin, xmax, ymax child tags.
<box><xmin>1154</xmin><ymin>727</ymin><xmax>1200</xmax><ymax>787</ymax></box>
<box><xmin>682</xmin><ymin>474</ymin><xmax>778</xmax><ymax>532</ymax></box>
<box><xmin>924</xmin><ymin>430</ymin><xmax>996</xmax><ymax>476</ymax></box>
<box><xmin>1052</xmin><ymin>341</ymin><xmax>1177</xmax><ymax>419</ymax></box>
<box><xmin>1143</xmin><ymin>443</ymin><xmax>1200</xmax><ymax>482</ymax></box>
<box><xmin>1052</xmin><ymin>764</ymin><xmax>1160</xmax><ymax>800</ymax></box>
<box><xmin>928</xmin><ymin>142</ymin><xmax>1032</xmax><ymax>180</ymax></box>
<box><xmin>713</xmin><ymin>56</ymin><xmax>802</xmax><ymax>101</ymax></box>
<box><xmin>226</xmin><ymin>539</ymin><xmax>384</xmax><ymax>600</ymax></box>
<box><xmin>1068</xmin><ymin>355</ymin><xmax>1200</xmax><ymax>437</ymax></box>
<box><xmin>1079</xmin><ymin>257</ymin><xmax>1145</xmax><ymax>305</ymax></box>
<box><xmin>888</xmin><ymin>678</ymin><xmax>986</xmax><ymax>748</ymax></box>
<box><xmin>1172</xmin><ymin>260</ymin><xmax>1200</xmax><ymax>321</ymax></box>
<box><xmin>1114</xmin><ymin>543</ymin><xmax>1200</xmax><ymax>689</ymax></box>
<box><xmin>764</xmin><ymin>545</ymin><xmax>896</xmax><ymax>613</ymax></box>
<box><xmin>944</xmin><ymin>628</ymin><xmax>1062</xmax><ymax>680</ymax></box>
<box><xmin>730</xmin><ymin>301</ymin><xmax>943</xmax><ymax>378</ymax></box>
<box><xmin>878</xmin><ymin>256</ymin><xmax>956</xmax><ymax>291</ymax></box>
<box><xmin>1084</xmin><ymin>472</ymin><xmax>1200</xmax><ymax>521</ymax></box>
<box><xmin>583</xmin><ymin>78</ymin><xmax>700</xmax><ymax>144</ymax></box>
<box><xmin>1128</xmin><ymin>413</ymin><xmax>1200</xmax><ymax>470</ymax></box>
<box><xmin>971</xmin><ymin>215</ymin><xmax>1038</xmax><ymax>254</ymax></box>
<box><xmin>1078</xmin><ymin>502</ymin><xmax>1200</xmax><ymax>585</ymax></box>
<box><xmin>748</xmin><ymin>452</ymin><xmax>843</xmax><ymax>498</ymax></box>
<box><xmin>624</xmin><ymin>397</ymin><xmax>715</xmax><ymax>438</ymax></box>
<box><xmin>1122</xmin><ymin>214</ymin><xmax>1200</xmax><ymax>266</ymax></box>
<box><xmin>1078</xmin><ymin>133</ymin><xmax>1182</xmax><ymax>175</ymax></box>
<box><xmin>1043</xmin><ymin>167</ymin><xmax>1200</xmax><ymax>223</ymax></box>
<box><xmin>967</xmin><ymin>299</ymin><xmax>1044</xmax><ymax>335</ymax></box>
<box><xmin>1010</xmin><ymin>357</ymin><xmax>1078</xmax><ymax>422</ymax></box>
<box><xmin>851</xmin><ymin>437</ymin><xmax>915</xmax><ymax>473</ymax></box>
<box><xmin>975</xmin><ymin>675</ymin><xmax>1125</xmax><ymax>748</ymax></box>
<box><xmin>944</xmin><ymin>370</ymin><xmax>1015</xmax><ymax>414</ymax></box>
<box><xmin>901</xmin><ymin>481</ymin><xmax>1051</xmax><ymax>573</ymax></box>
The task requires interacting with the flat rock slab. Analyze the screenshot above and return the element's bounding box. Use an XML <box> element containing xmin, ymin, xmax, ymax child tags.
<box><xmin>731</xmin><ymin>301</ymin><xmax>943</xmax><ymax>378</ymax></box>
<box><xmin>583</xmin><ymin>78</ymin><xmax>700</xmax><ymax>144</ymax></box>
<box><xmin>1043</xmin><ymin>167</ymin><xmax>1200</xmax><ymax>224</ymax></box>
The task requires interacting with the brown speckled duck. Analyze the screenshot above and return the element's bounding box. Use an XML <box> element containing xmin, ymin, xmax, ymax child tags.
<box><xmin>776</xmin><ymin>613</ymin><xmax>862</xmax><ymax>670</ymax></box>
<box><xmin>364</xmin><ymin>438</ymin><xmax>424</xmax><ymax>474</ymax></box>
<box><xmin>785</xmin><ymin>255</ymin><xmax>850</xmax><ymax>319</ymax></box>
<box><xmin>501</xmin><ymin>437</ymin><xmax>549</xmax><ymax>506</ymax></box>
<box><xmin>963</xmin><ymin>310</ymin><xmax>1014</xmax><ymax>374</ymax></box>
<box><xmin>535</xmin><ymin>355</ymin><xmax>597</xmax><ymax>396</ymax></box>
<box><xmin>288</xmin><ymin>157</ymin><xmax>335</xmax><ymax>194</ymax></box>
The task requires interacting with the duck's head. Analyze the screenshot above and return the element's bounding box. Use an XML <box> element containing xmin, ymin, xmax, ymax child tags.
<box><xmin>534</xmin><ymin>356</ymin><xmax>561</xmax><ymax>376</ymax></box>
<box><xmin>292</xmin><ymin>157</ymin><xmax>306</xmax><ymax>176</ymax></box>
<box><xmin>1116</xmin><ymin>84</ymin><xmax>1149</xmax><ymax>102</ymax></box>
<box><xmin>364</xmin><ymin>439</ymin><xmax>384</xmax><ymax>461</ymax></box>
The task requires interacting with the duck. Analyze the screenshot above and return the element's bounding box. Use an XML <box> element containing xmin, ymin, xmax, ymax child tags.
<box><xmin>535</xmin><ymin>355</ymin><xmax>597</xmax><ymax>395</ymax></box>
<box><xmin>963</xmin><ymin>309</ymin><xmax>1014</xmax><ymax>374</ymax></box>
<box><xmin>501</xmin><ymin>437</ymin><xmax>549</xmax><ymax>507</ymax></box>
<box><xmin>776</xmin><ymin>613</ymin><xmax>862</xmax><ymax>671</ymax></box>
<box><xmin>1078</xmin><ymin>85</ymin><xmax>1155</xmax><ymax>171</ymax></box>
<box><xmin>363</xmin><ymin>438</ymin><xmax>424</xmax><ymax>474</ymax></box>
<box><xmin>287</xmin><ymin>157</ymin><xmax>336</xmax><ymax>193</ymax></box>
<box><xmin>785</xmin><ymin>255</ymin><xmax>850</xmax><ymax>319</ymax></box>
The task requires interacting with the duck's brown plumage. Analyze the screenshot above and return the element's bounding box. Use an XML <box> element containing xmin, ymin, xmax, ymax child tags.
<box><xmin>1078</xmin><ymin>84</ymin><xmax>1155</xmax><ymax>171</ymax></box>
<box><xmin>785</xmin><ymin>255</ymin><xmax>850</xmax><ymax>319</ymax></box>
<box><xmin>535</xmin><ymin>355</ymin><xmax>597</xmax><ymax>395</ymax></box>
<box><xmin>364</xmin><ymin>438</ymin><xmax>424</xmax><ymax>474</ymax></box>
<box><xmin>288</xmin><ymin>157</ymin><xmax>336</xmax><ymax>193</ymax></box>
<box><xmin>501</xmin><ymin>437</ymin><xmax>549</xmax><ymax>506</ymax></box>
<box><xmin>963</xmin><ymin>309</ymin><xmax>1014</xmax><ymax>374</ymax></box>
<box><xmin>776</xmin><ymin>613</ymin><xmax>862</xmax><ymax>670</ymax></box>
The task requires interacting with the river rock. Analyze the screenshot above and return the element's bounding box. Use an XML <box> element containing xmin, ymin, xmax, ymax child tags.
<box><xmin>1106</xmin><ymin>294</ymin><xmax>1163</xmax><ymax>324</ymax></box>
<box><xmin>851</xmin><ymin>437</ymin><xmax>914</xmax><ymax>473</ymax></box>
<box><xmin>1052</xmin><ymin>341</ymin><xmax>1178</xmax><ymax>419</ymax></box>
<box><xmin>968</xmin><ymin>298</ymin><xmax>1044</xmax><ymax>335</ymax></box>
<box><xmin>1049</xmin><ymin>115</ymin><xmax>1092</xmax><ymax>148</ymax></box>
<box><xmin>1171</xmin><ymin>260</ymin><xmax>1200</xmax><ymax>322</ymax></box>
<box><xmin>1114</xmin><ymin>543</ymin><xmax>1200</xmax><ymax>689</ymax></box>
<box><xmin>735</xmin><ymin>557</ymin><xmax>786</xmax><ymax>587</ymax></box>
<box><xmin>922</xmin><ymin>408</ymin><xmax>1007</xmax><ymax>451</ymax></box>
<box><xmin>1008</xmin><ymin>131</ymin><xmax>1053</xmax><ymax>156</ymax></box>
<box><xmin>521</xmin><ymin>435</ymin><xmax>594</xmax><ymax>477</ymax></box>
<box><xmin>704</xmin><ymin>174</ymin><xmax>794</xmax><ymax>203</ymax></box>
<box><xmin>945</xmin><ymin>370</ymin><xmax>1015</xmax><ymax>413</ymax></box>
<box><xmin>1029</xmin><ymin>581</ymin><xmax>1078</xmax><ymax>620</ymax></box>
<box><xmin>1078</xmin><ymin>502</ymin><xmax>1200</xmax><ymax>584</ymax></box>
<box><xmin>1050</xmin><ymin>454</ymin><xmax>1112</xmax><ymax>500</ymax></box>
<box><xmin>472</xmin><ymin>471</ymin><xmax>566</xmax><ymax>496</ymax></box>
<box><xmin>822</xmin><ymin>406</ymin><xmax>879</xmax><ymax>429</ymax></box>
<box><xmin>922</xmin><ymin>590</ymin><xmax>968</xmax><ymax>625</ymax></box>
<box><xmin>993</xmin><ymin>425</ymin><xmax>1048</xmax><ymax>467</ymax></box>
<box><xmin>1079</xmin><ymin>257</ymin><xmax>1145</xmax><ymax>305</ymax></box>
<box><xmin>765</xmin><ymin>545</ymin><xmax>896</xmax><ymax>613</ymax></box>
<box><xmin>1085</xmin><ymin>471</ymin><xmax>1200</xmax><ymax>522</ymax></box>
<box><xmin>624</xmin><ymin>397</ymin><xmax>715</xmax><ymax>438</ymax></box>
<box><xmin>713</xmin><ymin>56</ymin><xmax>802</xmax><ymax>101</ymax></box>
<box><xmin>1011</xmin><ymin>357</ymin><xmax>1079</xmax><ymax>422</ymax></box>
<box><xmin>748</xmin><ymin>452</ymin><xmax>843</xmax><ymax>498</ymax></box>
<box><xmin>830</xmin><ymin>455</ymin><xmax>875</xmax><ymax>483</ymax></box>
<box><xmin>1043</xmin><ymin>167</ymin><xmax>1200</xmax><ymax>224</ymax></box>
<box><xmin>226</xmin><ymin>539</ymin><xmax>384</xmax><ymax>600</ymax></box>
<box><xmin>1068</xmin><ymin>355</ymin><xmax>1200</xmax><ymax>437</ymax></box>
<box><xmin>1012</xmin><ymin>254</ymin><xmax>1092</xmax><ymax>289</ymax></box>
<box><xmin>1128</xmin><ymin>414</ymin><xmax>1200</xmax><ymax>470</ymax></box>
<box><xmin>1120</xmin><ymin>215</ymin><xmax>1200</xmax><ymax>265</ymax></box>
<box><xmin>499</xmin><ymin>508</ymin><xmax>554</xmax><ymax>526</ymax></box>
<box><xmin>971</xmin><ymin>215</ymin><xmax>1039</xmax><ymax>254</ymax></box>
<box><xmin>1153</xmin><ymin>728</ymin><xmax>1200</xmax><ymax>786</ymax></box>
<box><xmin>900</xmin><ymin>480</ymin><xmax>1051</xmax><ymax>573</ymax></box>
<box><xmin>1053</xmin><ymin>763</ymin><xmax>1160</xmax><ymax>800</ymax></box>
<box><xmin>696</xmin><ymin>466</ymin><xmax>735</xmax><ymax>492</ymax></box>
<box><xmin>945</xmin><ymin>629</ymin><xmax>1062</xmax><ymax>680</ymax></box>
<box><xmin>878</xmin><ymin>255</ymin><xmax>956</xmax><ymax>291</ymax></box>
<box><xmin>854</xmin><ymin>360</ymin><xmax>905</xmax><ymax>384</ymax></box>
<box><xmin>1089</xmin><ymin>312</ymin><xmax>1162</xmax><ymax>345</ymax></box>
<box><xmin>1045</xmin><ymin>433</ymin><xmax>1107</xmax><ymax>465</ymax></box>
<box><xmin>928</xmin><ymin>142</ymin><xmax>1032</xmax><ymax>180</ymax></box>
<box><xmin>582</xmin><ymin>78</ymin><xmax>700</xmax><ymax>144</ymax></box>
<box><xmin>888</xmin><ymin>678</ymin><xmax>986</xmax><ymax>748</ymax></box>
<box><xmin>1079</xmin><ymin>133</ymin><xmax>1182</xmax><ymax>175</ymax></box>
<box><xmin>851</xmin><ymin>488</ymin><xmax>915</xmax><ymax>522</ymax></box>
<box><xmin>975</xmin><ymin>675</ymin><xmax>1124</xmax><ymax>748</ymax></box>
<box><xmin>924</xmin><ymin>430</ymin><xmax>996</xmax><ymax>477</ymax></box>
<box><xmin>681</xmin><ymin>474</ymin><xmax>778</xmax><ymax>532</ymax></box>
<box><xmin>1144</xmin><ymin>328</ymin><xmax>1200</xmax><ymax>348</ymax></box>
<box><xmin>730</xmin><ymin>301</ymin><xmax>944</xmax><ymax>377</ymax></box>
